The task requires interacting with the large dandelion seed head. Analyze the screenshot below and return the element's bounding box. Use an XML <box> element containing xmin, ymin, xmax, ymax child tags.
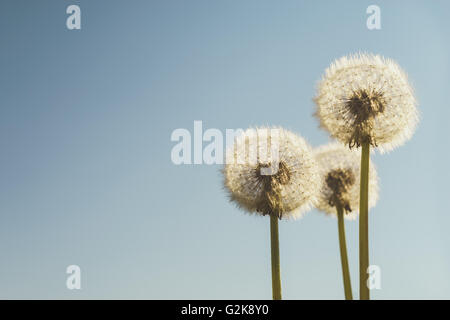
<box><xmin>314</xmin><ymin>143</ymin><xmax>379</xmax><ymax>220</ymax></box>
<box><xmin>314</xmin><ymin>53</ymin><xmax>419</xmax><ymax>153</ymax></box>
<box><xmin>223</xmin><ymin>127</ymin><xmax>320</xmax><ymax>220</ymax></box>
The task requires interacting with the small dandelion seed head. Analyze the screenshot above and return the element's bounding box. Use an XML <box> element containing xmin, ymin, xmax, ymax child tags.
<box><xmin>223</xmin><ymin>127</ymin><xmax>320</xmax><ymax>220</ymax></box>
<box><xmin>314</xmin><ymin>53</ymin><xmax>419</xmax><ymax>153</ymax></box>
<box><xmin>314</xmin><ymin>143</ymin><xmax>379</xmax><ymax>220</ymax></box>
<box><xmin>325</xmin><ymin>168</ymin><xmax>355</xmax><ymax>213</ymax></box>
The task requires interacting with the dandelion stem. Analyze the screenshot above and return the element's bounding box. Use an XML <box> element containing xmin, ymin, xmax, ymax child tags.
<box><xmin>359</xmin><ymin>141</ymin><xmax>370</xmax><ymax>300</ymax></box>
<box><xmin>270</xmin><ymin>214</ymin><xmax>282</xmax><ymax>300</ymax></box>
<box><xmin>337</xmin><ymin>205</ymin><xmax>353</xmax><ymax>300</ymax></box>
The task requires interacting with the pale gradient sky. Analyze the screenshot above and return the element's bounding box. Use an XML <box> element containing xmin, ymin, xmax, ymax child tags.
<box><xmin>1</xmin><ymin>0</ymin><xmax>449</xmax><ymax>299</ymax></box>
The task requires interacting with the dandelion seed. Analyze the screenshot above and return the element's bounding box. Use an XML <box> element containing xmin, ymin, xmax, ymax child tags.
<box><xmin>314</xmin><ymin>143</ymin><xmax>379</xmax><ymax>220</ymax></box>
<box><xmin>314</xmin><ymin>53</ymin><xmax>418</xmax><ymax>300</ymax></box>
<box><xmin>314</xmin><ymin>53</ymin><xmax>419</xmax><ymax>153</ymax></box>
<box><xmin>314</xmin><ymin>143</ymin><xmax>379</xmax><ymax>300</ymax></box>
<box><xmin>223</xmin><ymin>127</ymin><xmax>320</xmax><ymax>300</ymax></box>
<box><xmin>223</xmin><ymin>127</ymin><xmax>320</xmax><ymax>220</ymax></box>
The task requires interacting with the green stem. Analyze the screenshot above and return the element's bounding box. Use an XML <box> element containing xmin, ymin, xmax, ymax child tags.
<box><xmin>359</xmin><ymin>142</ymin><xmax>370</xmax><ymax>300</ymax></box>
<box><xmin>337</xmin><ymin>205</ymin><xmax>353</xmax><ymax>300</ymax></box>
<box><xmin>270</xmin><ymin>214</ymin><xmax>282</xmax><ymax>300</ymax></box>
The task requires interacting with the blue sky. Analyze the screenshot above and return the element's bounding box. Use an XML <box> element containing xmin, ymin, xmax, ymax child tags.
<box><xmin>1</xmin><ymin>0</ymin><xmax>449</xmax><ymax>299</ymax></box>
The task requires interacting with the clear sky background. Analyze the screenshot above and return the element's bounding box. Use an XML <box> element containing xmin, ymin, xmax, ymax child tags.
<box><xmin>1</xmin><ymin>0</ymin><xmax>449</xmax><ymax>299</ymax></box>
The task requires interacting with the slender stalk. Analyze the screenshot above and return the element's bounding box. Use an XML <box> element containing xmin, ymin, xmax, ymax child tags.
<box><xmin>337</xmin><ymin>205</ymin><xmax>353</xmax><ymax>300</ymax></box>
<box><xmin>270</xmin><ymin>214</ymin><xmax>282</xmax><ymax>300</ymax></box>
<box><xmin>359</xmin><ymin>142</ymin><xmax>370</xmax><ymax>300</ymax></box>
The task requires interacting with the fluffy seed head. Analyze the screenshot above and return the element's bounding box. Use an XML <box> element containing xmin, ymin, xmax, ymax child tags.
<box><xmin>314</xmin><ymin>143</ymin><xmax>379</xmax><ymax>220</ymax></box>
<box><xmin>223</xmin><ymin>127</ymin><xmax>320</xmax><ymax>219</ymax></box>
<box><xmin>314</xmin><ymin>53</ymin><xmax>419</xmax><ymax>153</ymax></box>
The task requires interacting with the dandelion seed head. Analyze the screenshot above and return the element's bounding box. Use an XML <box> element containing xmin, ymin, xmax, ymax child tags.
<box><xmin>314</xmin><ymin>53</ymin><xmax>419</xmax><ymax>153</ymax></box>
<box><xmin>314</xmin><ymin>143</ymin><xmax>379</xmax><ymax>220</ymax></box>
<box><xmin>223</xmin><ymin>127</ymin><xmax>320</xmax><ymax>220</ymax></box>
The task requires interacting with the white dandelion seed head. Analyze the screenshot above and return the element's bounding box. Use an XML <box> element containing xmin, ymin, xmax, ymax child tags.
<box><xmin>314</xmin><ymin>53</ymin><xmax>419</xmax><ymax>153</ymax></box>
<box><xmin>314</xmin><ymin>142</ymin><xmax>379</xmax><ymax>220</ymax></box>
<box><xmin>223</xmin><ymin>127</ymin><xmax>320</xmax><ymax>220</ymax></box>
